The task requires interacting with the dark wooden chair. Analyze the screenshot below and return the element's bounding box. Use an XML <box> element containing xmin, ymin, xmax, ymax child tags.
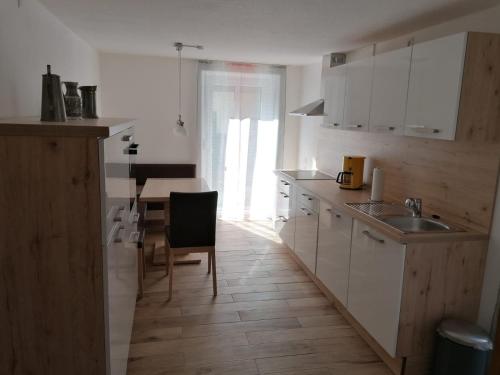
<box><xmin>133</xmin><ymin>163</ymin><xmax>197</xmax><ymax>265</ymax></box>
<box><xmin>164</xmin><ymin>191</ymin><xmax>218</xmax><ymax>301</ymax></box>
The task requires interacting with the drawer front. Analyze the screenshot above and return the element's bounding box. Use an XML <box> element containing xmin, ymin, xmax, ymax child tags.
<box><xmin>296</xmin><ymin>186</ymin><xmax>319</xmax><ymax>213</ymax></box>
<box><xmin>103</xmin><ymin>129</ymin><xmax>134</xmax><ymax>239</ymax></box>
<box><xmin>278</xmin><ymin>177</ymin><xmax>292</xmax><ymax>195</ymax></box>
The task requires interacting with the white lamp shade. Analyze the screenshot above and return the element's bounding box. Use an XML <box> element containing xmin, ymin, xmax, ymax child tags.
<box><xmin>173</xmin><ymin>124</ymin><xmax>188</xmax><ymax>136</ymax></box>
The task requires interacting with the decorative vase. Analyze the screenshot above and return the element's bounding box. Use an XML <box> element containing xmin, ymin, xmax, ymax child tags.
<box><xmin>63</xmin><ymin>81</ymin><xmax>82</xmax><ymax>119</ymax></box>
<box><xmin>79</xmin><ymin>85</ymin><xmax>98</xmax><ymax>119</ymax></box>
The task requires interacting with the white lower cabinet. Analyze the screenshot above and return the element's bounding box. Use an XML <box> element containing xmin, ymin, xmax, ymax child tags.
<box><xmin>274</xmin><ymin>186</ymin><xmax>407</xmax><ymax>357</ymax></box>
<box><xmin>316</xmin><ymin>201</ymin><xmax>352</xmax><ymax>305</ymax></box>
<box><xmin>294</xmin><ymin>204</ymin><xmax>319</xmax><ymax>274</ymax></box>
<box><xmin>274</xmin><ymin>179</ymin><xmax>296</xmax><ymax>250</ymax></box>
<box><xmin>347</xmin><ymin>220</ymin><xmax>406</xmax><ymax>357</ymax></box>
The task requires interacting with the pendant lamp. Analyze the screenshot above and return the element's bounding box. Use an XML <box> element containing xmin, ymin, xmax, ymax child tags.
<box><xmin>173</xmin><ymin>42</ymin><xmax>203</xmax><ymax>136</ymax></box>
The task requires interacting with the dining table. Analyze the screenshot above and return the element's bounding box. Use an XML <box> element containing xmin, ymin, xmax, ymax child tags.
<box><xmin>139</xmin><ymin>177</ymin><xmax>212</xmax><ymax>265</ymax></box>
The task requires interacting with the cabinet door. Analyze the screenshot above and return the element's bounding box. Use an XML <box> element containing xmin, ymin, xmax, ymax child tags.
<box><xmin>348</xmin><ymin>220</ymin><xmax>405</xmax><ymax>357</ymax></box>
<box><xmin>323</xmin><ymin>65</ymin><xmax>347</xmax><ymax>129</ymax></box>
<box><xmin>294</xmin><ymin>206</ymin><xmax>319</xmax><ymax>274</ymax></box>
<box><xmin>343</xmin><ymin>57</ymin><xmax>374</xmax><ymax>132</ymax></box>
<box><xmin>102</xmin><ymin>129</ymin><xmax>138</xmax><ymax>375</ymax></box>
<box><xmin>369</xmin><ymin>47</ymin><xmax>412</xmax><ymax>135</ymax></box>
<box><xmin>405</xmin><ymin>33</ymin><xmax>467</xmax><ymax>140</ymax></box>
<box><xmin>316</xmin><ymin>201</ymin><xmax>352</xmax><ymax>305</ymax></box>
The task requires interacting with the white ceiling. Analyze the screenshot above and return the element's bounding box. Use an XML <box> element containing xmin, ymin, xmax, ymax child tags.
<box><xmin>40</xmin><ymin>0</ymin><xmax>500</xmax><ymax>65</ymax></box>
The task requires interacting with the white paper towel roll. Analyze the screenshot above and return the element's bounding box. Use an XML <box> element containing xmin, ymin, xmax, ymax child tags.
<box><xmin>371</xmin><ymin>168</ymin><xmax>384</xmax><ymax>202</ymax></box>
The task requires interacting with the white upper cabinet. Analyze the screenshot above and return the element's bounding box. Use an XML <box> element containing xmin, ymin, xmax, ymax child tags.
<box><xmin>405</xmin><ymin>33</ymin><xmax>467</xmax><ymax>140</ymax></box>
<box><xmin>323</xmin><ymin>65</ymin><xmax>347</xmax><ymax>129</ymax></box>
<box><xmin>369</xmin><ymin>47</ymin><xmax>412</xmax><ymax>135</ymax></box>
<box><xmin>342</xmin><ymin>57</ymin><xmax>374</xmax><ymax>132</ymax></box>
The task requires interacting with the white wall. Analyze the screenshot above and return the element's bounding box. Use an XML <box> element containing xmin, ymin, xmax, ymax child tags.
<box><xmin>282</xmin><ymin>66</ymin><xmax>302</xmax><ymax>169</ymax></box>
<box><xmin>100</xmin><ymin>53</ymin><xmax>302</xmax><ymax>168</ymax></box>
<box><xmin>296</xmin><ymin>3</ymin><xmax>500</xmax><ymax>333</ymax></box>
<box><xmin>100</xmin><ymin>53</ymin><xmax>198</xmax><ymax>164</ymax></box>
<box><xmin>0</xmin><ymin>0</ymin><xmax>99</xmax><ymax>117</ymax></box>
<box><xmin>297</xmin><ymin>63</ymin><xmax>323</xmax><ymax>170</ymax></box>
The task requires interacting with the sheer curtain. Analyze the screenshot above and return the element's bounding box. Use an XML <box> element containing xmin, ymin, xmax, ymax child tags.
<box><xmin>198</xmin><ymin>62</ymin><xmax>285</xmax><ymax>220</ymax></box>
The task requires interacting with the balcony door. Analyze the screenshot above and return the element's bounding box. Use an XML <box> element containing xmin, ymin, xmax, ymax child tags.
<box><xmin>198</xmin><ymin>62</ymin><xmax>285</xmax><ymax>220</ymax></box>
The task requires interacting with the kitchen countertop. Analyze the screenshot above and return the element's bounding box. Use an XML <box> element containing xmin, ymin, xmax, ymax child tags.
<box><xmin>0</xmin><ymin>117</ymin><xmax>135</xmax><ymax>137</ymax></box>
<box><xmin>278</xmin><ymin>172</ymin><xmax>488</xmax><ymax>244</ymax></box>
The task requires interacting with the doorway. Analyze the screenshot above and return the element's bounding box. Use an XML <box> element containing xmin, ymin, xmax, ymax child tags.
<box><xmin>198</xmin><ymin>62</ymin><xmax>285</xmax><ymax>220</ymax></box>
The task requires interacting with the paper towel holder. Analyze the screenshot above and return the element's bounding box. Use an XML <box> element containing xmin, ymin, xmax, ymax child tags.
<box><xmin>370</xmin><ymin>167</ymin><xmax>385</xmax><ymax>202</ymax></box>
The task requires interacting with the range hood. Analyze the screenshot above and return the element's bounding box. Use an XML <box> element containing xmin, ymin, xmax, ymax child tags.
<box><xmin>289</xmin><ymin>99</ymin><xmax>325</xmax><ymax>117</ymax></box>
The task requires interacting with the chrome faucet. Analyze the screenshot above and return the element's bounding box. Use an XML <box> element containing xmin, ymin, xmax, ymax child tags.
<box><xmin>405</xmin><ymin>198</ymin><xmax>422</xmax><ymax>218</ymax></box>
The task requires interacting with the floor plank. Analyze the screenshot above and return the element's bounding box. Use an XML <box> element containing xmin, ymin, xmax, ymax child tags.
<box><xmin>127</xmin><ymin>220</ymin><xmax>391</xmax><ymax>375</ymax></box>
<box><xmin>180</xmin><ymin>318</ymin><xmax>302</xmax><ymax>338</ymax></box>
<box><xmin>238</xmin><ymin>305</ymin><xmax>338</xmax><ymax>322</ymax></box>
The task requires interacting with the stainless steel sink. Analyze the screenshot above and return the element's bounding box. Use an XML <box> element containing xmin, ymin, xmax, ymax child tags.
<box><xmin>379</xmin><ymin>216</ymin><xmax>459</xmax><ymax>233</ymax></box>
<box><xmin>345</xmin><ymin>202</ymin><xmax>464</xmax><ymax>234</ymax></box>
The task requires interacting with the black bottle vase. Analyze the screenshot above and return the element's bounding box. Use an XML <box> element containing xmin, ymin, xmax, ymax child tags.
<box><xmin>79</xmin><ymin>85</ymin><xmax>98</xmax><ymax>119</ymax></box>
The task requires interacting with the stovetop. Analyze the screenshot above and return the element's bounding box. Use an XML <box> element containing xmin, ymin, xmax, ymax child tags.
<box><xmin>279</xmin><ymin>170</ymin><xmax>336</xmax><ymax>180</ymax></box>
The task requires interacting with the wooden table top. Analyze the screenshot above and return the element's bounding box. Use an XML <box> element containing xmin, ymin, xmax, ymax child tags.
<box><xmin>139</xmin><ymin>178</ymin><xmax>210</xmax><ymax>202</ymax></box>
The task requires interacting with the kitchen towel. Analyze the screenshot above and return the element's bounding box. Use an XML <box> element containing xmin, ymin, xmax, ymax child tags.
<box><xmin>371</xmin><ymin>167</ymin><xmax>384</xmax><ymax>202</ymax></box>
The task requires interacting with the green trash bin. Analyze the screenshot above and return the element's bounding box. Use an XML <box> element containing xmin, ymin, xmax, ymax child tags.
<box><xmin>433</xmin><ymin>319</ymin><xmax>493</xmax><ymax>375</ymax></box>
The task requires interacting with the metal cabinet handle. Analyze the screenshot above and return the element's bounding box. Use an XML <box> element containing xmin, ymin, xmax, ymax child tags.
<box><xmin>300</xmin><ymin>207</ymin><xmax>312</xmax><ymax>216</ymax></box>
<box><xmin>333</xmin><ymin>123</ymin><xmax>340</xmax><ymax>127</ymax></box>
<box><xmin>301</xmin><ymin>193</ymin><xmax>313</xmax><ymax>201</ymax></box>
<box><xmin>279</xmin><ymin>192</ymin><xmax>289</xmax><ymax>198</ymax></box>
<box><xmin>346</xmin><ymin>124</ymin><xmax>363</xmax><ymax>129</ymax></box>
<box><xmin>113</xmin><ymin>206</ymin><xmax>125</xmax><ymax>222</ymax></box>
<box><xmin>121</xmin><ymin>135</ymin><xmax>133</xmax><ymax>142</ymax></box>
<box><xmin>280</xmin><ymin>179</ymin><xmax>290</xmax><ymax>186</ymax></box>
<box><xmin>130</xmin><ymin>212</ymin><xmax>140</xmax><ymax>224</ymax></box>
<box><xmin>128</xmin><ymin>231</ymin><xmax>140</xmax><ymax>244</ymax></box>
<box><xmin>114</xmin><ymin>225</ymin><xmax>125</xmax><ymax>243</ymax></box>
<box><xmin>372</xmin><ymin>125</ymin><xmax>396</xmax><ymax>132</ymax></box>
<box><xmin>325</xmin><ymin>208</ymin><xmax>341</xmax><ymax>218</ymax></box>
<box><xmin>362</xmin><ymin>230</ymin><xmax>385</xmax><ymax>244</ymax></box>
<box><xmin>278</xmin><ymin>215</ymin><xmax>288</xmax><ymax>223</ymax></box>
<box><xmin>124</xmin><ymin>143</ymin><xmax>140</xmax><ymax>155</ymax></box>
<box><xmin>406</xmin><ymin>125</ymin><xmax>440</xmax><ymax>134</ymax></box>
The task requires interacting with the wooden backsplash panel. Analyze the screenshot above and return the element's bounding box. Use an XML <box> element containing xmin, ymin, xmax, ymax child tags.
<box><xmin>317</xmin><ymin>128</ymin><xmax>500</xmax><ymax>233</ymax></box>
<box><xmin>456</xmin><ymin>32</ymin><xmax>500</xmax><ymax>143</ymax></box>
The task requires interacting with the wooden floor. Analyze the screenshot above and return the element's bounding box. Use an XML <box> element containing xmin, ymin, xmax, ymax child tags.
<box><xmin>127</xmin><ymin>219</ymin><xmax>392</xmax><ymax>375</ymax></box>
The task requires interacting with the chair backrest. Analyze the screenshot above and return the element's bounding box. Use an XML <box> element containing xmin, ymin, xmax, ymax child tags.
<box><xmin>169</xmin><ymin>191</ymin><xmax>218</xmax><ymax>248</ymax></box>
